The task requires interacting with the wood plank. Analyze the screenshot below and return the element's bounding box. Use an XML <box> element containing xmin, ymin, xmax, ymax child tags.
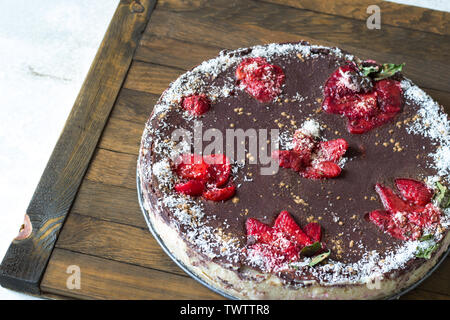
<box><xmin>401</xmin><ymin>288</ymin><xmax>450</xmax><ymax>300</ymax></box>
<box><xmin>135</xmin><ymin>35</ymin><xmax>222</xmax><ymax>70</ymax></box>
<box><xmin>110</xmin><ymin>88</ymin><xmax>159</xmax><ymax>124</ymax></box>
<box><xmin>85</xmin><ymin>148</ymin><xmax>137</xmax><ymax>190</ymax></box>
<box><xmin>71</xmin><ymin>180</ymin><xmax>145</xmax><ymax>228</ymax></box>
<box><xmin>55</xmin><ymin>213</ymin><xmax>184</xmax><ymax>276</ymax></box>
<box><xmin>262</xmin><ymin>0</ymin><xmax>450</xmax><ymax>36</ymax></box>
<box><xmin>98</xmin><ymin>117</ymin><xmax>142</xmax><ymax>155</ymax></box>
<box><xmin>124</xmin><ymin>60</ymin><xmax>183</xmax><ymax>94</ymax></box>
<box><xmin>147</xmin><ymin>1</ymin><xmax>450</xmax><ymax>66</ymax></box>
<box><xmin>0</xmin><ymin>0</ymin><xmax>156</xmax><ymax>295</ymax></box>
<box><xmin>41</xmin><ymin>248</ymin><xmax>222</xmax><ymax>299</ymax></box>
<box><xmin>140</xmin><ymin>7</ymin><xmax>450</xmax><ymax>93</ymax></box>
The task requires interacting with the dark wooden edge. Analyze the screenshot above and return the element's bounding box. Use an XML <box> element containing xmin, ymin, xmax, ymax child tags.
<box><xmin>0</xmin><ymin>0</ymin><xmax>156</xmax><ymax>295</ymax></box>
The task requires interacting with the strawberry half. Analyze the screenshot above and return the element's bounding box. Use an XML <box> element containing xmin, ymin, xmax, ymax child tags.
<box><xmin>236</xmin><ymin>57</ymin><xmax>285</xmax><ymax>102</ymax></box>
<box><xmin>181</xmin><ymin>94</ymin><xmax>210</xmax><ymax>116</ymax></box>
<box><xmin>303</xmin><ymin>222</ymin><xmax>322</xmax><ymax>243</ymax></box>
<box><xmin>375</xmin><ymin>183</ymin><xmax>414</xmax><ymax>213</ymax></box>
<box><xmin>302</xmin><ymin>161</ymin><xmax>342</xmax><ymax>179</ymax></box>
<box><xmin>395</xmin><ymin>178</ymin><xmax>433</xmax><ymax>206</ymax></box>
<box><xmin>204</xmin><ymin>154</ymin><xmax>231</xmax><ymax>187</ymax></box>
<box><xmin>175</xmin><ymin>154</ymin><xmax>210</xmax><ymax>181</ymax></box>
<box><xmin>174</xmin><ymin>180</ymin><xmax>205</xmax><ymax>196</ymax></box>
<box><xmin>202</xmin><ymin>184</ymin><xmax>236</xmax><ymax>201</ymax></box>
<box><xmin>317</xmin><ymin>139</ymin><xmax>349</xmax><ymax>163</ymax></box>
<box><xmin>273</xmin><ymin>211</ymin><xmax>312</xmax><ymax>246</ymax></box>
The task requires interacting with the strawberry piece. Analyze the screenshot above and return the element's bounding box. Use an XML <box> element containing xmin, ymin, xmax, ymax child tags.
<box><xmin>175</xmin><ymin>154</ymin><xmax>210</xmax><ymax>181</ymax></box>
<box><xmin>407</xmin><ymin>203</ymin><xmax>441</xmax><ymax>228</ymax></box>
<box><xmin>236</xmin><ymin>57</ymin><xmax>285</xmax><ymax>102</ymax></box>
<box><xmin>368</xmin><ymin>210</ymin><xmax>406</xmax><ymax>240</ymax></box>
<box><xmin>303</xmin><ymin>222</ymin><xmax>322</xmax><ymax>243</ymax></box>
<box><xmin>395</xmin><ymin>178</ymin><xmax>433</xmax><ymax>206</ymax></box>
<box><xmin>174</xmin><ymin>180</ymin><xmax>205</xmax><ymax>196</ymax></box>
<box><xmin>246</xmin><ymin>218</ymin><xmax>272</xmax><ymax>236</ymax></box>
<box><xmin>317</xmin><ymin>139</ymin><xmax>349</xmax><ymax>162</ymax></box>
<box><xmin>181</xmin><ymin>94</ymin><xmax>210</xmax><ymax>116</ymax></box>
<box><xmin>302</xmin><ymin>161</ymin><xmax>342</xmax><ymax>179</ymax></box>
<box><xmin>204</xmin><ymin>154</ymin><xmax>231</xmax><ymax>187</ymax></box>
<box><xmin>375</xmin><ymin>79</ymin><xmax>403</xmax><ymax>114</ymax></box>
<box><xmin>273</xmin><ymin>211</ymin><xmax>312</xmax><ymax>246</ymax></box>
<box><xmin>202</xmin><ymin>184</ymin><xmax>236</xmax><ymax>201</ymax></box>
<box><xmin>375</xmin><ymin>183</ymin><xmax>414</xmax><ymax>213</ymax></box>
<box><xmin>245</xmin><ymin>218</ymin><xmax>276</xmax><ymax>244</ymax></box>
<box><xmin>271</xmin><ymin>149</ymin><xmax>304</xmax><ymax>172</ymax></box>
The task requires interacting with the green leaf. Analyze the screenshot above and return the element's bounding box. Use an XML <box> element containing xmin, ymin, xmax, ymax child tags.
<box><xmin>434</xmin><ymin>182</ymin><xmax>450</xmax><ymax>209</ymax></box>
<box><xmin>372</xmin><ymin>63</ymin><xmax>405</xmax><ymax>80</ymax></box>
<box><xmin>415</xmin><ymin>243</ymin><xmax>438</xmax><ymax>260</ymax></box>
<box><xmin>360</xmin><ymin>65</ymin><xmax>379</xmax><ymax>77</ymax></box>
<box><xmin>419</xmin><ymin>234</ymin><xmax>434</xmax><ymax>242</ymax></box>
<box><xmin>300</xmin><ymin>242</ymin><xmax>322</xmax><ymax>257</ymax></box>
<box><xmin>309</xmin><ymin>250</ymin><xmax>331</xmax><ymax>267</ymax></box>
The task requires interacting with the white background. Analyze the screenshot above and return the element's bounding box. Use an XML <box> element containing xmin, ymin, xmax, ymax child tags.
<box><xmin>0</xmin><ymin>0</ymin><xmax>447</xmax><ymax>300</ymax></box>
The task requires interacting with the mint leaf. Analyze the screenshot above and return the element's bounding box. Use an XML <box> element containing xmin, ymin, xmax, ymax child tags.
<box><xmin>373</xmin><ymin>63</ymin><xmax>405</xmax><ymax>80</ymax></box>
<box><xmin>419</xmin><ymin>234</ymin><xmax>434</xmax><ymax>242</ymax></box>
<box><xmin>360</xmin><ymin>65</ymin><xmax>379</xmax><ymax>77</ymax></box>
<box><xmin>300</xmin><ymin>242</ymin><xmax>322</xmax><ymax>257</ymax></box>
<box><xmin>434</xmin><ymin>182</ymin><xmax>450</xmax><ymax>209</ymax></box>
<box><xmin>309</xmin><ymin>250</ymin><xmax>331</xmax><ymax>267</ymax></box>
<box><xmin>415</xmin><ymin>243</ymin><xmax>438</xmax><ymax>260</ymax></box>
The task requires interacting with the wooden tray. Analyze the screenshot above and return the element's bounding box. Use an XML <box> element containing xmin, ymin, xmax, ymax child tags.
<box><xmin>1</xmin><ymin>0</ymin><xmax>449</xmax><ymax>300</ymax></box>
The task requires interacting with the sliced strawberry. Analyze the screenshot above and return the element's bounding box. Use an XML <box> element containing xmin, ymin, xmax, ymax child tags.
<box><xmin>303</xmin><ymin>222</ymin><xmax>322</xmax><ymax>243</ymax></box>
<box><xmin>174</xmin><ymin>180</ymin><xmax>205</xmax><ymax>196</ymax></box>
<box><xmin>394</xmin><ymin>178</ymin><xmax>433</xmax><ymax>206</ymax></box>
<box><xmin>236</xmin><ymin>57</ymin><xmax>285</xmax><ymax>102</ymax></box>
<box><xmin>175</xmin><ymin>155</ymin><xmax>210</xmax><ymax>182</ymax></box>
<box><xmin>302</xmin><ymin>161</ymin><xmax>342</xmax><ymax>179</ymax></box>
<box><xmin>375</xmin><ymin>183</ymin><xmax>414</xmax><ymax>213</ymax></box>
<box><xmin>407</xmin><ymin>203</ymin><xmax>441</xmax><ymax>228</ymax></box>
<box><xmin>342</xmin><ymin>92</ymin><xmax>378</xmax><ymax>120</ymax></box>
<box><xmin>375</xmin><ymin>79</ymin><xmax>402</xmax><ymax>114</ymax></box>
<box><xmin>204</xmin><ymin>154</ymin><xmax>231</xmax><ymax>187</ymax></box>
<box><xmin>202</xmin><ymin>184</ymin><xmax>236</xmax><ymax>201</ymax></box>
<box><xmin>368</xmin><ymin>210</ymin><xmax>406</xmax><ymax>240</ymax></box>
<box><xmin>317</xmin><ymin>139</ymin><xmax>349</xmax><ymax>162</ymax></box>
<box><xmin>246</xmin><ymin>218</ymin><xmax>272</xmax><ymax>236</ymax></box>
<box><xmin>273</xmin><ymin>211</ymin><xmax>312</xmax><ymax>246</ymax></box>
<box><xmin>181</xmin><ymin>94</ymin><xmax>210</xmax><ymax>116</ymax></box>
<box><xmin>271</xmin><ymin>149</ymin><xmax>304</xmax><ymax>172</ymax></box>
<box><xmin>245</xmin><ymin>218</ymin><xmax>276</xmax><ymax>244</ymax></box>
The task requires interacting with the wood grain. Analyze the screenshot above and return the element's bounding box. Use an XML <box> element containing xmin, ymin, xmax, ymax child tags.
<box><xmin>0</xmin><ymin>0</ymin><xmax>156</xmax><ymax>295</ymax></box>
<box><xmin>149</xmin><ymin>0</ymin><xmax>450</xmax><ymax>65</ymax></box>
<box><xmin>41</xmin><ymin>249</ymin><xmax>222</xmax><ymax>299</ymax></box>
<box><xmin>71</xmin><ymin>180</ymin><xmax>145</xmax><ymax>228</ymax></box>
<box><xmin>85</xmin><ymin>149</ymin><xmax>137</xmax><ymax>190</ymax></box>
<box><xmin>142</xmin><ymin>7</ymin><xmax>450</xmax><ymax>93</ymax></box>
<box><xmin>55</xmin><ymin>213</ymin><xmax>184</xmax><ymax>276</ymax></box>
<box><xmin>262</xmin><ymin>0</ymin><xmax>450</xmax><ymax>36</ymax></box>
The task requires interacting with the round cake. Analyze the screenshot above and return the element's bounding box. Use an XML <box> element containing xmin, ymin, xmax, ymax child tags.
<box><xmin>137</xmin><ymin>41</ymin><xmax>450</xmax><ymax>299</ymax></box>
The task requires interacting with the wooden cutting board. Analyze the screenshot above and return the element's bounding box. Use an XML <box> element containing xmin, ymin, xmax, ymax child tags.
<box><xmin>1</xmin><ymin>0</ymin><xmax>449</xmax><ymax>300</ymax></box>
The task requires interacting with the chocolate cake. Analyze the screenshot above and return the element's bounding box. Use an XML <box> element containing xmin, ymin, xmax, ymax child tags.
<box><xmin>137</xmin><ymin>42</ymin><xmax>450</xmax><ymax>299</ymax></box>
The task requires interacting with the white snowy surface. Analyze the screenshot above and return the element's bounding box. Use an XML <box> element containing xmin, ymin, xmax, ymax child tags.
<box><xmin>389</xmin><ymin>0</ymin><xmax>450</xmax><ymax>12</ymax></box>
<box><xmin>0</xmin><ymin>0</ymin><xmax>118</xmax><ymax>300</ymax></box>
<box><xmin>0</xmin><ymin>0</ymin><xmax>447</xmax><ymax>300</ymax></box>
